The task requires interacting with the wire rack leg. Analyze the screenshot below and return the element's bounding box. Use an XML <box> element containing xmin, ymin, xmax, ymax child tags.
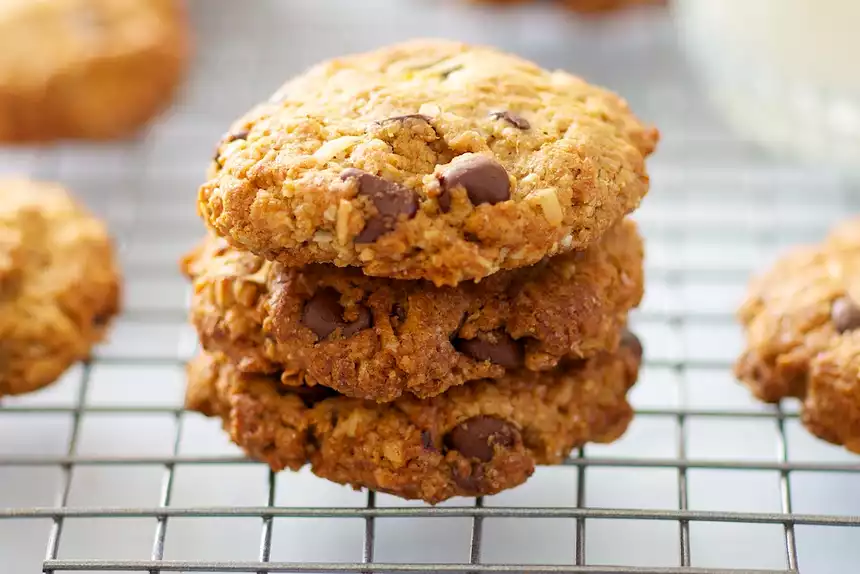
<box><xmin>469</xmin><ymin>496</ymin><xmax>484</xmax><ymax>569</ymax></box>
<box><xmin>257</xmin><ymin>470</ymin><xmax>277</xmax><ymax>574</ymax></box>
<box><xmin>775</xmin><ymin>404</ymin><xmax>800</xmax><ymax>571</ymax></box>
<box><xmin>149</xmin><ymin>412</ymin><xmax>184</xmax><ymax>573</ymax></box>
<box><xmin>362</xmin><ymin>490</ymin><xmax>376</xmax><ymax>573</ymax></box>
<box><xmin>575</xmin><ymin>447</ymin><xmax>587</xmax><ymax>565</ymax></box>
<box><xmin>42</xmin><ymin>364</ymin><xmax>93</xmax><ymax>573</ymax></box>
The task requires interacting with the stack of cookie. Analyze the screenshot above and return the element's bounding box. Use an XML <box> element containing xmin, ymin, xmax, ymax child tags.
<box><xmin>182</xmin><ymin>40</ymin><xmax>658</xmax><ymax>503</ymax></box>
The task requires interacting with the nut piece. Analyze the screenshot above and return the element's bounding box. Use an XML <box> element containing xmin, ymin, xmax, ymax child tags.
<box><xmin>336</xmin><ymin>200</ymin><xmax>354</xmax><ymax>245</ymax></box>
<box><xmin>532</xmin><ymin>188</ymin><xmax>563</xmax><ymax>226</ymax></box>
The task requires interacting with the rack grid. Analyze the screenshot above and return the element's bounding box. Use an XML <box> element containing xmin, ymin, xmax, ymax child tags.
<box><xmin>2</xmin><ymin>1</ymin><xmax>860</xmax><ymax>573</ymax></box>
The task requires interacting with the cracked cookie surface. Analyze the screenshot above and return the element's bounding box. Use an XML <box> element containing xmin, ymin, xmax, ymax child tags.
<box><xmin>182</xmin><ymin>220</ymin><xmax>643</xmax><ymax>402</ymax></box>
<box><xmin>0</xmin><ymin>180</ymin><xmax>121</xmax><ymax>396</ymax></box>
<box><xmin>736</xmin><ymin>218</ymin><xmax>860</xmax><ymax>452</ymax></box>
<box><xmin>0</xmin><ymin>0</ymin><xmax>188</xmax><ymax>141</ymax></box>
<box><xmin>186</xmin><ymin>336</ymin><xmax>641</xmax><ymax>504</ymax></box>
<box><xmin>200</xmin><ymin>39</ymin><xmax>657</xmax><ymax>286</ymax></box>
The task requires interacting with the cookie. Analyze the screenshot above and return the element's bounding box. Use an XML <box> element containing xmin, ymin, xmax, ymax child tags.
<box><xmin>470</xmin><ymin>0</ymin><xmax>666</xmax><ymax>12</ymax></box>
<box><xmin>736</xmin><ymin>218</ymin><xmax>860</xmax><ymax>452</ymax></box>
<box><xmin>558</xmin><ymin>0</ymin><xmax>665</xmax><ymax>11</ymax></box>
<box><xmin>186</xmin><ymin>335</ymin><xmax>641</xmax><ymax>503</ymax></box>
<box><xmin>0</xmin><ymin>0</ymin><xmax>188</xmax><ymax>142</ymax></box>
<box><xmin>0</xmin><ymin>180</ymin><xmax>121</xmax><ymax>396</ymax></box>
<box><xmin>182</xmin><ymin>220</ymin><xmax>643</xmax><ymax>402</ymax></box>
<box><xmin>200</xmin><ymin>39</ymin><xmax>658</xmax><ymax>286</ymax></box>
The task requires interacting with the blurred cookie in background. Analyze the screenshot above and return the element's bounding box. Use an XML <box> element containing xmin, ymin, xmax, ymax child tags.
<box><xmin>559</xmin><ymin>0</ymin><xmax>665</xmax><ymax>12</ymax></box>
<box><xmin>0</xmin><ymin>0</ymin><xmax>189</xmax><ymax>142</ymax></box>
<box><xmin>0</xmin><ymin>179</ymin><xmax>121</xmax><ymax>397</ymax></box>
<box><xmin>469</xmin><ymin>0</ymin><xmax>665</xmax><ymax>13</ymax></box>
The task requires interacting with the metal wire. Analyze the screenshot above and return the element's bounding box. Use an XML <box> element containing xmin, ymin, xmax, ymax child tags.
<box><xmin>0</xmin><ymin>2</ymin><xmax>858</xmax><ymax>573</ymax></box>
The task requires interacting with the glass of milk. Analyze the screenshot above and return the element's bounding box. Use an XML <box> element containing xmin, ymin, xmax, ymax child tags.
<box><xmin>673</xmin><ymin>0</ymin><xmax>860</xmax><ymax>175</ymax></box>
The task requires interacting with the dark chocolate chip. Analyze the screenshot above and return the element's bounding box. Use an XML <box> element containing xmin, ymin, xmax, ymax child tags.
<box><xmin>301</xmin><ymin>288</ymin><xmax>373</xmax><ymax>339</ymax></box>
<box><xmin>376</xmin><ymin>114</ymin><xmax>432</xmax><ymax>125</ymax></box>
<box><xmin>832</xmin><ymin>296</ymin><xmax>860</xmax><ymax>333</ymax></box>
<box><xmin>489</xmin><ymin>110</ymin><xmax>530</xmax><ymax>130</ymax></box>
<box><xmin>445</xmin><ymin>416</ymin><xmax>517</xmax><ymax>462</ymax></box>
<box><xmin>620</xmin><ymin>329</ymin><xmax>643</xmax><ymax>361</ymax></box>
<box><xmin>438</xmin><ymin>156</ymin><xmax>510</xmax><ymax>211</ymax></box>
<box><xmin>340</xmin><ymin>169</ymin><xmax>419</xmax><ymax>242</ymax></box>
<box><xmin>454</xmin><ymin>333</ymin><xmax>524</xmax><ymax>368</ymax></box>
<box><xmin>421</xmin><ymin>430</ymin><xmax>437</xmax><ymax>451</ymax></box>
<box><xmin>340</xmin><ymin>305</ymin><xmax>372</xmax><ymax>337</ymax></box>
<box><xmin>301</xmin><ymin>289</ymin><xmax>343</xmax><ymax>339</ymax></box>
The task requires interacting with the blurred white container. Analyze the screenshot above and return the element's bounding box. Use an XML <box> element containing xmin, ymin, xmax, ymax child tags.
<box><xmin>673</xmin><ymin>0</ymin><xmax>860</xmax><ymax>174</ymax></box>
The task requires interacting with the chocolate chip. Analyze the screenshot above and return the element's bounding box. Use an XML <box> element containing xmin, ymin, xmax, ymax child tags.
<box><xmin>620</xmin><ymin>329</ymin><xmax>643</xmax><ymax>360</ymax></box>
<box><xmin>438</xmin><ymin>156</ymin><xmax>510</xmax><ymax>212</ymax></box>
<box><xmin>301</xmin><ymin>288</ymin><xmax>373</xmax><ymax>339</ymax></box>
<box><xmin>832</xmin><ymin>296</ymin><xmax>860</xmax><ymax>333</ymax></box>
<box><xmin>454</xmin><ymin>332</ymin><xmax>524</xmax><ymax>368</ymax></box>
<box><xmin>376</xmin><ymin>114</ymin><xmax>432</xmax><ymax>125</ymax></box>
<box><xmin>445</xmin><ymin>416</ymin><xmax>517</xmax><ymax>462</ymax></box>
<box><xmin>341</xmin><ymin>169</ymin><xmax>419</xmax><ymax>242</ymax></box>
<box><xmin>340</xmin><ymin>305</ymin><xmax>372</xmax><ymax>337</ymax></box>
<box><xmin>421</xmin><ymin>430</ymin><xmax>437</xmax><ymax>451</ymax></box>
<box><xmin>489</xmin><ymin>110</ymin><xmax>530</xmax><ymax>130</ymax></box>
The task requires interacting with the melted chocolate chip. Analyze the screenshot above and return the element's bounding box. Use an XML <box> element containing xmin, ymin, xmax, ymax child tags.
<box><xmin>340</xmin><ymin>305</ymin><xmax>372</xmax><ymax>337</ymax></box>
<box><xmin>832</xmin><ymin>296</ymin><xmax>860</xmax><ymax>333</ymax></box>
<box><xmin>454</xmin><ymin>333</ymin><xmax>524</xmax><ymax>368</ymax></box>
<box><xmin>438</xmin><ymin>156</ymin><xmax>510</xmax><ymax>212</ymax></box>
<box><xmin>445</xmin><ymin>416</ymin><xmax>517</xmax><ymax>462</ymax></box>
<box><xmin>620</xmin><ymin>329</ymin><xmax>643</xmax><ymax>361</ymax></box>
<box><xmin>341</xmin><ymin>169</ymin><xmax>419</xmax><ymax>242</ymax></box>
<box><xmin>489</xmin><ymin>110</ymin><xmax>530</xmax><ymax>130</ymax></box>
<box><xmin>301</xmin><ymin>288</ymin><xmax>373</xmax><ymax>339</ymax></box>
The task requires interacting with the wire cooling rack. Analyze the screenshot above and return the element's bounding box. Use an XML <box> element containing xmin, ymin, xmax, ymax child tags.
<box><xmin>2</xmin><ymin>1</ymin><xmax>860</xmax><ymax>573</ymax></box>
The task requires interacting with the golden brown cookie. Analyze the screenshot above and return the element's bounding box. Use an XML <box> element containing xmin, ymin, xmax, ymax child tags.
<box><xmin>0</xmin><ymin>180</ymin><xmax>121</xmax><ymax>396</ymax></box>
<box><xmin>200</xmin><ymin>39</ymin><xmax>657</xmax><ymax>286</ymax></box>
<box><xmin>736</xmin><ymin>218</ymin><xmax>860</xmax><ymax>452</ymax></box>
<box><xmin>0</xmin><ymin>0</ymin><xmax>188</xmax><ymax>142</ymax></box>
<box><xmin>181</xmin><ymin>220</ymin><xmax>643</xmax><ymax>402</ymax></box>
<box><xmin>186</xmin><ymin>336</ymin><xmax>641</xmax><ymax>504</ymax></box>
<box><xmin>469</xmin><ymin>0</ymin><xmax>666</xmax><ymax>12</ymax></box>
